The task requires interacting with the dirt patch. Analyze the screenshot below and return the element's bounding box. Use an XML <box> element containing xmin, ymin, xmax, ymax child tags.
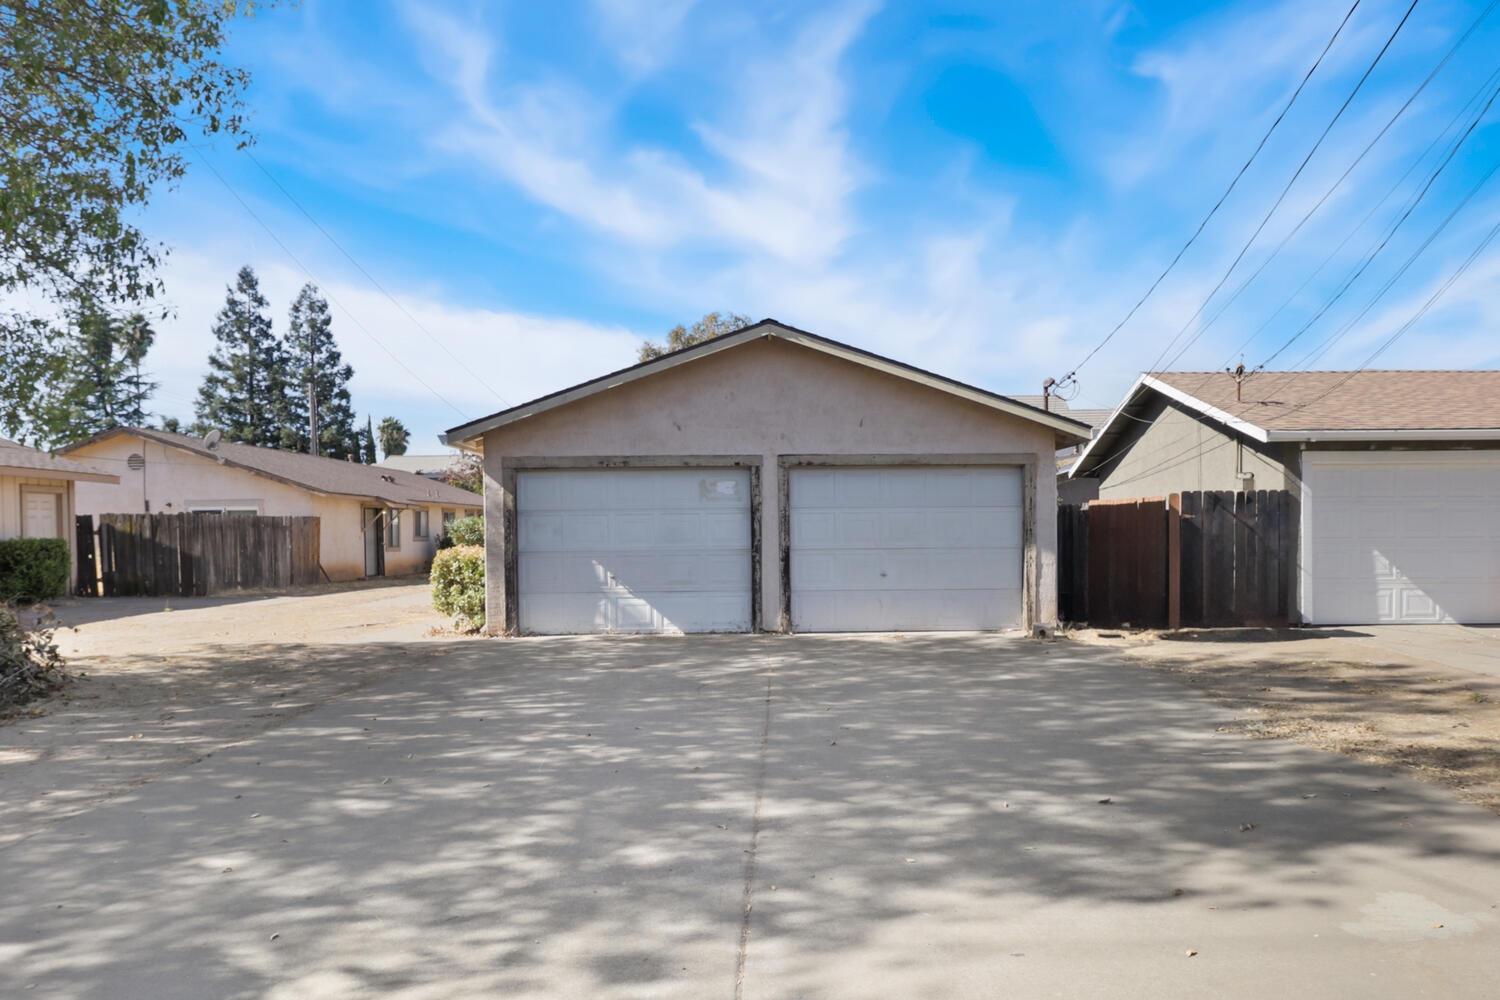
<box><xmin>1069</xmin><ymin>627</ymin><xmax>1500</xmax><ymax>813</ymax></box>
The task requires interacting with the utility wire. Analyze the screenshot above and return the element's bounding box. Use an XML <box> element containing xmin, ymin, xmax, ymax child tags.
<box><xmin>1139</xmin><ymin>0</ymin><xmax>1423</xmax><ymax>377</ymax></box>
<box><xmin>187</xmin><ymin>145</ymin><xmax>470</xmax><ymax>420</ymax></box>
<box><xmin>1216</xmin><ymin>56</ymin><xmax>1500</xmax><ymax>372</ymax></box>
<box><xmin>1156</xmin><ymin>0</ymin><xmax>1498</xmax><ymax>375</ymax></box>
<box><xmin>241</xmin><ymin>148</ymin><xmax>513</xmax><ymax>408</ymax></box>
<box><xmin>1051</xmin><ymin>0</ymin><xmax>1364</xmax><ymax>390</ymax></box>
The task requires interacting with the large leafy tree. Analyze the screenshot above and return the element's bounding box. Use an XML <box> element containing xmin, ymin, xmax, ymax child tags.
<box><xmin>194</xmin><ymin>266</ymin><xmax>292</xmax><ymax>447</ymax></box>
<box><xmin>0</xmin><ymin>0</ymin><xmax>254</xmax><ymax>441</ymax></box>
<box><xmin>637</xmin><ymin>311</ymin><xmax>752</xmax><ymax>362</ymax></box>
<box><xmin>283</xmin><ymin>284</ymin><xmax>358</xmax><ymax>458</ymax></box>
<box><xmin>377</xmin><ymin>416</ymin><xmax>410</xmax><ymax>459</ymax></box>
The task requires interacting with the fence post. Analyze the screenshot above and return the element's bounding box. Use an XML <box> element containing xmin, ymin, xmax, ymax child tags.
<box><xmin>1167</xmin><ymin>494</ymin><xmax>1181</xmax><ymax>630</ymax></box>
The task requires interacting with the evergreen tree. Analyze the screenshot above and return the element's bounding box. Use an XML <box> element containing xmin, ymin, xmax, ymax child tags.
<box><xmin>194</xmin><ymin>266</ymin><xmax>293</xmax><ymax>447</ymax></box>
<box><xmin>31</xmin><ymin>295</ymin><xmax>159</xmax><ymax>445</ymax></box>
<box><xmin>377</xmin><ymin>416</ymin><xmax>410</xmax><ymax>458</ymax></box>
<box><xmin>361</xmin><ymin>415</ymin><xmax>378</xmax><ymax>464</ymax></box>
<box><xmin>283</xmin><ymin>284</ymin><xmax>358</xmax><ymax>458</ymax></box>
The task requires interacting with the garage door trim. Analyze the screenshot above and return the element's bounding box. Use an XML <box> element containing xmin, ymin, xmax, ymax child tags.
<box><xmin>776</xmin><ymin>453</ymin><xmax>1038</xmax><ymax>632</ymax></box>
<box><xmin>501</xmin><ymin>455</ymin><xmax>763</xmax><ymax>634</ymax></box>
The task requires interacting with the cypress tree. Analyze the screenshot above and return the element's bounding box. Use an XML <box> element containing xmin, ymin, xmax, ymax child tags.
<box><xmin>283</xmin><ymin>284</ymin><xmax>358</xmax><ymax>458</ymax></box>
<box><xmin>194</xmin><ymin>266</ymin><xmax>293</xmax><ymax>447</ymax></box>
<box><xmin>362</xmin><ymin>415</ymin><xmax>378</xmax><ymax>464</ymax></box>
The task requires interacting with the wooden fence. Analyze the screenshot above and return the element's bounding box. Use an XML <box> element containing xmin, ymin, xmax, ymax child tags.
<box><xmin>81</xmin><ymin>513</ymin><xmax>321</xmax><ymax>597</ymax></box>
<box><xmin>1058</xmin><ymin>490</ymin><xmax>1297</xmax><ymax>629</ymax></box>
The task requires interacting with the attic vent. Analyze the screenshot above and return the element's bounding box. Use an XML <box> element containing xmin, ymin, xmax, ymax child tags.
<box><xmin>126</xmin><ymin>453</ymin><xmax>145</xmax><ymax>471</ymax></box>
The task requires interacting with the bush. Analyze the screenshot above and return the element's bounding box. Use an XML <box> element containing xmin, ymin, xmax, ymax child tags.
<box><xmin>445</xmin><ymin>515</ymin><xmax>483</xmax><ymax>547</ymax></box>
<box><xmin>431</xmin><ymin>545</ymin><xmax>485</xmax><ymax>631</ymax></box>
<box><xmin>1</xmin><ymin>605</ymin><xmax>67</xmax><ymax>711</ymax></box>
<box><xmin>0</xmin><ymin>538</ymin><xmax>70</xmax><ymax>602</ymax></box>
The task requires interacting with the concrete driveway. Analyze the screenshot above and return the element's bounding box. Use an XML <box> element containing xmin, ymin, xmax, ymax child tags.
<box><xmin>4</xmin><ymin>632</ymin><xmax>1500</xmax><ymax>998</ymax></box>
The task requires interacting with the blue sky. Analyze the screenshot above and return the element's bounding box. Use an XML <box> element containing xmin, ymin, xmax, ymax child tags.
<box><xmin>137</xmin><ymin>0</ymin><xmax>1500</xmax><ymax>449</ymax></box>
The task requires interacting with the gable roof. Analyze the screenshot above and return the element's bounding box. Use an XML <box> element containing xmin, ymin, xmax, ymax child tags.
<box><xmin>0</xmin><ymin>438</ymin><xmax>119</xmax><ymax>483</ymax></box>
<box><xmin>442</xmin><ymin>319</ymin><xmax>1092</xmax><ymax>446</ymax></box>
<box><xmin>1072</xmin><ymin>369</ymin><xmax>1500</xmax><ymax>478</ymax></box>
<box><xmin>62</xmin><ymin>429</ymin><xmax>482</xmax><ymax>507</ymax></box>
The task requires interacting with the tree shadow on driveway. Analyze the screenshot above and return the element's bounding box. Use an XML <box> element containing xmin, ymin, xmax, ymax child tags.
<box><xmin>4</xmin><ymin>635</ymin><xmax>1500</xmax><ymax>999</ymax></box>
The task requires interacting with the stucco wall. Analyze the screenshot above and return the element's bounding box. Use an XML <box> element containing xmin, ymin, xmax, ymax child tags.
<box><xmin>478</xmin><ymin>336</ymin><xmax>1062</xmax><ymax>632</ymax></box>
<box><xmin>68</xmin><ymin>434</ymin><xmax>474</xmax><ymax>581</ymax></box>
<box><xmin>1</xmin><ymin>475</ymin><xmax>77</xmax><ymax>590</ymax></box>
<box><xmin>1095</xmin><ymin>397</ymin><xmax>1299</xmax><ymax>499</ymax></box>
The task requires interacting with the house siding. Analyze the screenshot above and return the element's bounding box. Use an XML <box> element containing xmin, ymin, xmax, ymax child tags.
<box><xmin>1</xmin><ymin>475</ymin><xmax>77</xmax><ymax>590</ymax></box>
<box><xmin>1094</xmin><ymin>396</ymin><xmax>1300</xmax><ymax>499</ymax></box>
<box><xmin>68</xmin><ymin>434</ymin><xmax>475</xmax><ymax>581</ymax></box>
<box><xmin>478</xmin><ymin>336</ymin><xmax>1062</xmax><ymax>632</ymax></box>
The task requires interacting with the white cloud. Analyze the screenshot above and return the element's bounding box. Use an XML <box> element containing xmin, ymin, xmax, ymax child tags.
<box><xmin>591</xmin><ymin>0</ymin><xmax>698</xmax><ymax>74</ymax></box>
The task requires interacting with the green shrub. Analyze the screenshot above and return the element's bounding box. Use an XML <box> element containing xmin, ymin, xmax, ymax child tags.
<box><xmin>0</xmin><ymin>538</ymin><xmax>70</xmax><ymax>602</ymax></box>
<box><xmin>431</xmin><ymin>545</ymin><xmax>485</xmax><ymax>630</ymax></box>
<box><xmin>445</xmin><ymin>515</ymin><xmax>483</xmax><ymax>547</ymax></box>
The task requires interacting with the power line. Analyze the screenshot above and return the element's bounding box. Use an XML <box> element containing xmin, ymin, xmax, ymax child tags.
<box><xmin>240</xmin><ymin>148</ymin><xmax>512</xmax><ymax>408</ymax></box>
<box><xmin>1216</xmin><ymin>56</ymin><xmax>1500</xmax><ymax>372</ymax></box>
<box><xmin>1051</xmin><ymin>0</ymin><xmax>1364</xmax><ymax>390</ymax></box>
<box><xmin>1090</xmin><ymin>191</ymin><xmax>1500</xmax><ymax>493</ymax></box>
<box><xmin>186</xmin><ymin>145</ymin><xmax>470</xmax><ymax>420</ymax></box>
<box><xmin>1154</xmin><ymin>0</ymin><xmax>1498</xmax><ymax>375</ymax></box>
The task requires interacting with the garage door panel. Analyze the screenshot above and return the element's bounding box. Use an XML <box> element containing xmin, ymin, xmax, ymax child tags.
<box><xmin>517</xmin><ymin>468</ymin><xmax>751</xmax><ymax>634</ymax></box>
<box><xmin>790</xmin><ymin>466</ymin><xmax>1022</xmax><ymax>632</ymax></box>
<box><xmin>1308</xmin><ymin>454</ymin><xmax>1500</xmax><ymax>624</ymax></box>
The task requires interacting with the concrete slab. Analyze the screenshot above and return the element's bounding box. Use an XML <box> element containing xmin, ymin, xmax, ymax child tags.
<box><xmin>3</xmin><ymin>634</ymin><xmax>1500</xmax><ymax>998</ymax></box>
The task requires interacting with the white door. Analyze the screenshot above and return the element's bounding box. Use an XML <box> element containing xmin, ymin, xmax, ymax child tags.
<box><xmin>790</xmin><ymin>466</ymin><xmax>1024</xmax><ymax>631</ymax></box>
<box><xmin>1304</xmin><ymin>452</ymin><xmax>1500</xmax><ymax>624</ymax></box>
<box><xmin>22</xmin><ymin>490</ymin><xmax>62</xmax><ymax>539</ymax></box>
<box><xmin>517</xmin><ymin>468</ymin><xmax>752</xmax><ymax>634</ymax></box>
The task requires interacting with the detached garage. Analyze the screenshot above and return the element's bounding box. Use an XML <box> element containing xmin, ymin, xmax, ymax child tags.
<box><xmin>443</xmin><ymin>320</ymin><xmax>1090</xmax><ymax>635</ymax></box>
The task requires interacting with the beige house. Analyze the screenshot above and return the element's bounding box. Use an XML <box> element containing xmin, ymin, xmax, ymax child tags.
<box><xmin>442</xmin><ymin>320</ymin><xmax>1091</xmax><ymax>636</ymax></box>
<box><xmin>0</xmin><ymin>438</ymin><xmax>120</xmax><ymax>591</ymax></box>
<box><xmin>64</xmin><ymin>429</ymin><xmax>482</xmax><ymax>581</ymax></box>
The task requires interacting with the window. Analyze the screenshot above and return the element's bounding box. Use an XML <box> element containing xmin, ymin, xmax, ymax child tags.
<box><xmin>413</xmin><ymin>509</ymin><xmax>430</xmax><ymax>539</ymax></box>
<box><xmin>386</xmin><ymin>508</ymin><xmax>401</xmax><ymax>549</ymax></box>
<box><xmin>441</xmin><ymin>509</ymin><xmax>456</xmax><ymax>528</ymax></box>
<box><xmin>188</xmin><ymin>503</ymin><xmax>259</xmax><ymax>515</ymax></box>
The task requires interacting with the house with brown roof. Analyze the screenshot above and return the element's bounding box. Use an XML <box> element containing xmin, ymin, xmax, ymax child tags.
<box><xmin>62</xmin><ymin>429</ymin><xmax>482</xmax><ymax>582</ymax></box>
<box><xmin>0</xmin><ymin>438</ymin><xmax>120</xmax><ymax>592</ymax></box>
<box><xmin>1070</xmin><ymin>370</ymin><xmax>1500</xmax><ymax>625</ymax></box>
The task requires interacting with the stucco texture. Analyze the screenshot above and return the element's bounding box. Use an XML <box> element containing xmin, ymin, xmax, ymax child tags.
<box><xmin>69</xmin><ymin>434</ymin><xmax>471</xmax><ymax>582</ymax></box>
<box><xmin>479</xmin><ymin>336</ymin><xmax>1062</xmax><ymax>632</ymax></box>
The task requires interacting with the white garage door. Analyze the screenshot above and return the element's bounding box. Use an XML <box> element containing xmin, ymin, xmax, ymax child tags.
<box><xmin>1305</xmin><ymin>452</ymin><xmax>1500</xmax><ymax>624</ymax></box>
<box><xmin>790</xmin><ymin>466</ymin><xmax>1023</xmax><ymax>631</ymax></box>
<box><xmin>517</xmin><ymin>468</ymin><xmax>752</xmax><ymax>634</ymax></box>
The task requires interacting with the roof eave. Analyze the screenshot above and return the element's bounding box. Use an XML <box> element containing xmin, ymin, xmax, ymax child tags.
<box><xmin>0</xmin><ymin>464</ymin><xmax>120</xmax><ymax>484</ymax></box>
<box><xmin>442</xmin><ymin>321</ymin><xmax>1093</xmax><ymax>446</ymax></box>
<box><xmin>1266</xmin><ymin>427</ymin><xmax>1500</xmax><ymax>442</ymax></box>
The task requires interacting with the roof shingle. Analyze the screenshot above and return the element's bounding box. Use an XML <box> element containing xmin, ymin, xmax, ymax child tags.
<box><xmin>1152</xmin><ymin>370</ymin><xmax>1500</xmax><ymax>432</ymax></box>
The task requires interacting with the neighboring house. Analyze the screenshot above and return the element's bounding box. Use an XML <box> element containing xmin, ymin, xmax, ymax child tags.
<box><xmin>0</xmin><ymin>438</ymin><xmax>119</xmax><ymax>592</ymax></box>
<box><xmin>376</xmin><ymin>453</ymin><xmax>467</xmax><ymax>480</ymax></box>
<box><xmin>63</xmin><ymin>429</ymin><xmax>482</xmax><ymax>582</ymax></box>
<box><xmin>441</xmin><ymin>319</ymin><xmax>1091</xmax><ymax>636</ymax></box>
<box><xmin>1009</xmin><ymin>399</ymin><xmax>1112</xmax><ymax>506</ymax></box>
<box><xmin>1071</xmin><ymin>370</ymin><xmax>1500</xmax><ymax>625</ymax></box>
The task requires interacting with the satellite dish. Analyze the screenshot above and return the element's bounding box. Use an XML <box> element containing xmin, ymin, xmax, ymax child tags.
<box><xmin>203</xmin><ymin>429</ymin><xmax>223</xmax><ymax>450</ymax></box>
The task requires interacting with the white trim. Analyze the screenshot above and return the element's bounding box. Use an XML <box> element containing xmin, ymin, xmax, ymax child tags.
<box><xmin>1267</xmin><ymin>428</ymin><xmax>1500</xmax><ymax>442</ymax></box>
<box><xmin>1140</xmin><ymin>375</ymin><xmax>1271</xmax><ymax>442</ymax></box>
<box><xmin>1299</xmin><ymin>456</ymin><xmax>1313</xmax><ymax>625</ymax></box>
<box><xmin>1301</xmin><ymin>449</ymin><xmax>1500</xmax><ymax>467</ymax></box>
<box><xmin>442</xmin><ymin>322</ymin><xmax>1092</xmax><ymax>445</ymax></box>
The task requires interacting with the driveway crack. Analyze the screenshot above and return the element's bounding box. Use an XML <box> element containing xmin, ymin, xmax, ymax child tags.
<box><xmin>733</xmin><ymin>649</ymin><xmax>777</xmax><ymax>999</ymax></box>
